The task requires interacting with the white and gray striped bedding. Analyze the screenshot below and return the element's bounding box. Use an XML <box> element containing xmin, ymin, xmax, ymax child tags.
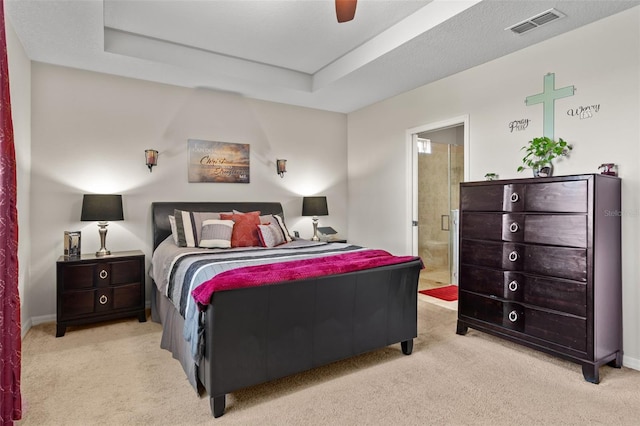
<box><xmin>150</xmin><ymin>237</ymin><xmax>365</xmax><ymax>362</ymax></box>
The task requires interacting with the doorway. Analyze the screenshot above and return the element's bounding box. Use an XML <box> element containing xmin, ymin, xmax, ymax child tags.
<box><xmin>408</xmin><ymin>116</ymin><xmax>469</xmax><ymax>292</ymax></box>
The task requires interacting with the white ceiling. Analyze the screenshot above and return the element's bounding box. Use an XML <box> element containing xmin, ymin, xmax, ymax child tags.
<box><xmin>6</xmin><ymin>0</ymin><xmax>640</xmax><ymax>113</ymax></box>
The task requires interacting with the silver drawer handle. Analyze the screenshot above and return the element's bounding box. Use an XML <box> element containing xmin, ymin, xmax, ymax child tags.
<box><xmin>508</xmin><ymin>310</ymin><xmax>518</xmax><ymax>322</ymax></box>
<box><xmin>99</xmin><ymin>294</ymin><xmax>108</xmax><ymax>305</ymax></box>
<box><xmin>510</xmin><ymin>193</ymin><xmax>519</xmax><ymax>203</ymax></box>
<box><xmin>508</xmin><ymin>251</ymin><xmax>519</xmax><ymax>262</ymax></box>
<box><xmin>99</xmin><ymin>269</ymin><xmax>108</xmax><ymax>279</ymax></box>
<box><xmin>508</xmin><ymin>280</ymin><xmax>519</xmax><ymax>292</ymax></box>
<box><xmin>509</xmin><ymin>222</ymin><xmax>519</xmax><ymax>233</ymax></box>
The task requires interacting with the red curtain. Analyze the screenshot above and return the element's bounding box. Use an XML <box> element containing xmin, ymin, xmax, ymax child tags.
<box><xmin>0</xmin><ymin>0</ymin><xmax>22</xmax><ymax>423</ymax></box>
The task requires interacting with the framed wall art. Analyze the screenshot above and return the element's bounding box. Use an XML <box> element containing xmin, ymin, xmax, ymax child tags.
<box><xmin>188</xmin><ymin>139</ymin><xmax>250</xmax><ymax>183</ymax></box>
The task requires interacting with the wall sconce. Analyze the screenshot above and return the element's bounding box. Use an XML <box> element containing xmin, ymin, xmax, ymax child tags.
<box><xmin>276</xmin><ymin>159</ymin><xmax>287</xmax><ymax>178</ymax></box>
<box><xmin>145</xmin><ymin>149</ymin><xmax>158</xmax><ymax>172</ymax></box>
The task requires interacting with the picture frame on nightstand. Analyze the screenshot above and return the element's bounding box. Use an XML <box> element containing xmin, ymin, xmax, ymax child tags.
<box><xmin>63</xmin><ymin>231</ymin><xmax>81</xmax><ymax>259</ymax></box>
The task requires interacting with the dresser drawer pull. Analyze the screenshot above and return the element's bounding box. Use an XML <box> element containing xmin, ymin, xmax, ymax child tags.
<box><xmin>508</xmin><ymin>280</ymin><xmax>519</xmax><ymax>292</ymax></box>
<box><xmin>509</xmin><ymin>222</ymin><xmax>519</xmax><ymax>233</ymax></box>
<box><xmin>508</xmin><ymin>310</ymin><xmax>518</xmax><ymax>322</ymax></box>
<box><xmin>99</xmin><ymin>294</ymin><xmax>108</xmax><ymax>305</ymax></box>
<box><xmin>508</xmin><ymin>251</ymin><xmax>519</xmax><ymax>262</ymax></box>
<box><xmin>99</xmin><ymin>269</ymin><xmax>108</xmax><ymax>280</ymax></box>
<box><xmin>510</xmin><ymin>193</ymin><xmax>519</xmax><ymax>203</ymax></box>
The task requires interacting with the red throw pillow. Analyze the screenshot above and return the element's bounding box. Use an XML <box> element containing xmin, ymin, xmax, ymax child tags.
<box><xmin>220</xmin><ymin>212</ymin><xmax>262</xmax><ymax>247</ymax></box>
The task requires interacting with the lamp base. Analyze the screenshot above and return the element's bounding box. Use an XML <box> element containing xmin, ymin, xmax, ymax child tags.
<box><xmin>311</xmin><ymin>216</ymin><xmax>320</xmax><ymax>241</ymax></box>
<box><xmin>96</xmin><ymin>222</ymin><xmax>111</xmax><ymax>257</ymax></box>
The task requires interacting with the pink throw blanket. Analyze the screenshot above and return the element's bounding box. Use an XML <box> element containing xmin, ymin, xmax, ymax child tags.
<box><xmin>191</xmin><ymin>249</ymin><xmax>422</xmax><ymax>309</ymax></box>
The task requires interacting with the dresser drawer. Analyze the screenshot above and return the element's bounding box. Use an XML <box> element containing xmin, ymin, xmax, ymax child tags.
<box><xmin>459</xmin><ymin>292</ymin><xmax>586</xmax><ymax>352</ymax></box>
<box><xmin>505</xmin><ymin>180</ymin><xmax>588</xmax><ymax>213</ymax></box>
<box><xmin>462</xmin><ymin>213</ymin><xmax>587</xmax><ymax>247</ymax></box>
<box><xmin>460</xmin><ymin>240</ymin><xmax>587</xmax><ymax>281</ymax></box>
<box><xmin>459</xmin><ymin>266</ymin><xmax>587</xmax><ymax>316</ymax></box>
<box><xmin>461</xmin><ymin>179</ymin><xmax>588</xmax><ymax>213</ymax></box>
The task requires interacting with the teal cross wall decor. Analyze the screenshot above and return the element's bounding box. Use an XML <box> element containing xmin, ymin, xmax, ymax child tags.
<box><xmin>525</xmin><ymin>73</ymin><xmax>575</xmax><ymax>140</ymax></box>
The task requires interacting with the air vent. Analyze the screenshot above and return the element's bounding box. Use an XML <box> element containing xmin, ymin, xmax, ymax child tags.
<box><xmin>506</xmin><ymin>9</ymin><xmax>565</xmax><ymax>35</ymax></box>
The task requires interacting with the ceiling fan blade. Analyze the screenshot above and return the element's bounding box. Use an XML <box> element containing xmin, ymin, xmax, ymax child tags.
<box><xmin>336</xmin><ymin>0</ymin><xmax>357</xmax><ymax>23</ymax></box>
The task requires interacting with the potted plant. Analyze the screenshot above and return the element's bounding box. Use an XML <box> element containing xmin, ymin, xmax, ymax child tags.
<box><xmin>517</xmin><ymin>136</ymin><xmax>572</xmax><ymax>177</ymax></box>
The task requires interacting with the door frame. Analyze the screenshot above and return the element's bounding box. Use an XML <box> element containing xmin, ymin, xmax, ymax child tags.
<box><xmin>405</xmin><ymin>115</ymin><xmax>470</xmax><ymax>257</ymax></box>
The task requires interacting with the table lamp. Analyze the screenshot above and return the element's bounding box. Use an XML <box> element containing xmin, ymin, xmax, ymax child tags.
<box><xmin>302</xmin><ymin>196</ymin><xmax>328</xmax><ymax>241</ymax></box>
<box><xmin>81</xmin><ymin>194</ymin><xmax>124</xmax><ymax>256</ymax></box>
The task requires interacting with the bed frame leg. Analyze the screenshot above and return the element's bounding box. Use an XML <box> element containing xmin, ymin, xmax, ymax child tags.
<box><xmin>401</xmin><ymin>339</ymin><xmax>413</xmax><ymax>355</ymax></box>
<box><xmin>211</xmin><ymin>395</ymin><xmax>226</xmax><ymax>418</ymax></box>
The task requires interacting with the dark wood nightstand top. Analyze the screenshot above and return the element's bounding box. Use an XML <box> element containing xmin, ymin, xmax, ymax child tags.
<box><xmin>57</xmin><ymin>250</ymin><xmax>144</xmax><ymax>263</ymax></box>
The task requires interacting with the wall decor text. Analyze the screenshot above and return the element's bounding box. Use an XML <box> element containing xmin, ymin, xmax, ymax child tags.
<box><xmin>567</xmin><ymin>104</ymin><xmax>600</xmax><ymax>120</ymax></box>
<box><xmin>188</xmin><ymin>139</ymin><xmax>250</xmax><ymax>183</ymax></box>
<box><xmin>508</xmin><ymin>119</ymin><xmax>531</xmax><ymax>132</ymax></box>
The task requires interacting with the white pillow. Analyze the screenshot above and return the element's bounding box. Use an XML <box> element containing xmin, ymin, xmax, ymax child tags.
<box><xmin>168</xmin><ymin>215</ymin><xmax>179</xmax><ymax>245</ymax></box>
<box><xmin>272</xmin><ymin>214</ymin><xmax>293</xmax><ymax>242</ymax></box>
<box><xmin>199</xmin><ymin>219</ymin><xmax>234</xmax><ymax>248</ymax></box>
<box><xmin>257</xmin><ymin>222</ymin><xmax>286</xmax><ymax>248</ymax></box>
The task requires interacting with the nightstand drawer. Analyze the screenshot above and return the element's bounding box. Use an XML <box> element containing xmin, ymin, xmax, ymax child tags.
<box><xmin>113</xmin><ymin>283</ymin><xmax>143</xmax><ymax>310</ymax></box>
<box><xmin>62</xmin><ymin>264</ymin><xmax>96</xmax><ymax>290</ymax></box>
<box><xmin>110</xmin><ymin>260</ymin><xmax>142</xmax><ymax>285</ymax></box>
<box><xmin>60</xmin><ymin>290</ymin><xmax>95</xmax><ymax>319</ymax></box>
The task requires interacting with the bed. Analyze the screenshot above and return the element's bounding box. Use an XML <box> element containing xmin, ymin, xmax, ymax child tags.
<box><xmin>149</xmin><ymin>201</ymin><xmax>423</xmax><ymax>418</ymax></box>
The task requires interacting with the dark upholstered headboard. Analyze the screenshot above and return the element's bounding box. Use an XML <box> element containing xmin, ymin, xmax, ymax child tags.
<box><xmin>151</xmin><ymin>202</ymin><xmax>285</xmax><ymax>250</ymax></box>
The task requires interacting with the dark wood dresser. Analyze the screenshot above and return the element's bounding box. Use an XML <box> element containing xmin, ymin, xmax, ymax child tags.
<box><xmin>56</xmin><ymin>250</ymin><xmax>146</xmax><ymax>337</ymax></box>
<box><xmin>456</xmin><ymin>174</ymin><xmax>622</xmax><ymax>383</ymax></box>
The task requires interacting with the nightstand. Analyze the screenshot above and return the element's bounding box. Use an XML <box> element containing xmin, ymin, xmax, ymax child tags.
<box><xmin>56</xmin><ymin>250</ymin><xmax>146</xmax><ymax>337</ymax></box>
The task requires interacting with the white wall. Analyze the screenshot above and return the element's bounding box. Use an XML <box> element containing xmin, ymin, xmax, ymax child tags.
<box><xmin>348</xmin><ymin>7</ymin><xmax>640</xmax><ymax>369</ymax></box>
<box><xmin>29</xmin><ymin>64</ymin><xmax>347</xmax><ymax>321</ymax></box>
<box><xmin>6</xmin><ymin>15</ymin><xmax>31</xmax><ymax>332</ymax></box>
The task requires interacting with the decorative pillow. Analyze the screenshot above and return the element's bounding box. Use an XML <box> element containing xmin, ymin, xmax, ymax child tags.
<box><xmin>220</xmin><ymin>212</ymin><xmax>262</xmax><ymax>247</ymax></box>
<box><xmin>257</xmin><ymin>222</ymin><xmax>286</xmax><ymax>248</ymax></box>
<box><xmin>271</xmin><ymin>214</ymin><xmax>293</xmax><ymax>242</ymax></box>
<box><xmin>173</xmin><ymin>210</ymin><xmax>230</xmax><ymax>247</ymax></box>
<box><xmin>199</xmin><ymin>219</ymin><xmax>234</xmax><ymax>248</ymax></box>
<box><xmin>168</xmin><ymin>215</ymin><xmax>179</xmax><ymax>245</ymax></box>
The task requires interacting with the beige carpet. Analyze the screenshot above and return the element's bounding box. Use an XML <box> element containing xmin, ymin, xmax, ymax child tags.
<box><xmin>20</xmin><ymin>300</ymin><xmax>640</xmax><ymax>425</ymax></box>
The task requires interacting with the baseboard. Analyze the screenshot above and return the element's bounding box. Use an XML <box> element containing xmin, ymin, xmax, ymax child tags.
<box><xmin>21</xmin><ymin>314</ymin><xmax>55</xmax><ymax>340</ymax></box>
<box><xmin>31</xmin><ymin>314</ymin><xmax>56</xmax><ymax>326</ymax></box>
<box><xmin>623</xmin><ymin>354</ymin><xmax>640</xmax><ymax>371</ymax></box>
<box><xmin>21</xmin><ymin>317</ymin><xmax>32</xmax><ymax>340</ymax></box>
<box><xmin>22</xmin><ymin>302</ymin><xmax>152</xmax><ymax>340</ymax></box>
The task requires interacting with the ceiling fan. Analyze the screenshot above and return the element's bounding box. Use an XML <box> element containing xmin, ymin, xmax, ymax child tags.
<box><xmin>336</xmin><ymin>0</ymin><xmax>357</xmax><ymax>23</ymax></box>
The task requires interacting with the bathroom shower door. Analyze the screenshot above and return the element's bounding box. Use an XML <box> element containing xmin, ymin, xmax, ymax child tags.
<box><xmin>415</xmin><ymin>129</ymin><xmax>464</xmax><ymax>290</ymax></box>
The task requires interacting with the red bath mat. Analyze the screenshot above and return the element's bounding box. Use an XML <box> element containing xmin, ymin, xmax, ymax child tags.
<box><xmin>419</xmin><ymin>285</ymin><xmax>458</xmax><ymax>302</ymax></box>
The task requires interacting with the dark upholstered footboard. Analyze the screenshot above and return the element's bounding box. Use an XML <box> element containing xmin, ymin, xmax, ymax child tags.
<box><xmin>197</xmin><ymin>259</ymin><xmax>422</xmax><ymax>417</ymax></box>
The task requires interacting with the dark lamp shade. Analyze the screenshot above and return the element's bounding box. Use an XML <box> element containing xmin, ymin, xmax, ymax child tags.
<box><xmin>302</xmin><ymin>196</ymin><xmax>328</xmax><ymax>216</ymax></box>
<box><xmin>81</xmin><ymin>194</ymin><xmax>124</xmax><ymax>222</ymax></box>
